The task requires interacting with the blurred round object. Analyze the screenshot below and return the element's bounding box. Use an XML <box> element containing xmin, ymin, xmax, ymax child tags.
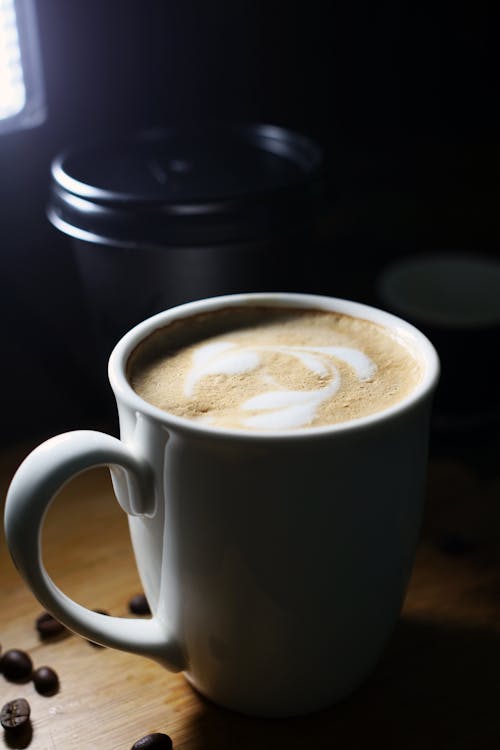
<box><xmin>377</xmin><ymin>251</ymin><xmax>500</xmax><ymax>433</ymax></box>
<box><xmin>47</xmin><ymin>123</ymin><xmax>325</xmax><ymax>414</ymax></box>
<box><xmin>49</xmin><ymin>123</ymin><xmax>324</xmax><ymax>252</ymax></box>
<box><xmin>378</xmin><ymin>252</ymin><xmax>500</xmax><ymax>329</ymax></box>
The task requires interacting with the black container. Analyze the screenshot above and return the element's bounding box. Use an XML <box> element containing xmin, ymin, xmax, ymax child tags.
<box><xmin>48</xmin><ymin>123</ymin><xmax>325</xmax><ymax>391</ymax></box>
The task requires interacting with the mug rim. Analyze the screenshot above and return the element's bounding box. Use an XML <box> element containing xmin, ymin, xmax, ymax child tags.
<box><xmin>108</xmin><ymin>292</ymin><xmax>440</xmax><ymax>441</ymax></box>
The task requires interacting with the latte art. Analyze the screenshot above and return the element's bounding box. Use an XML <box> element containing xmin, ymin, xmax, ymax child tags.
<box><xmin>185</xmin><ymin>341</ymin><xmax>377</xmax><ymax>429</ymax></box>
<box><xmin>129</xmin><ymin>306</ymin><xmax>423</xmax><ymax>430</ymax></box>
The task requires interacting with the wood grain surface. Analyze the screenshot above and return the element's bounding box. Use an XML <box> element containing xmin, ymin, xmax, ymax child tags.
<box><xmin>2</xmin><ymin>438</ymin><xmax>500</xmax><ymax>750</ymax></box>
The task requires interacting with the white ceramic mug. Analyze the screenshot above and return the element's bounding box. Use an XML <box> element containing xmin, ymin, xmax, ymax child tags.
<box><xmin>4</xmin><ymin>293</ymin><xmax>439</xmax><ymax>717</ymax></box>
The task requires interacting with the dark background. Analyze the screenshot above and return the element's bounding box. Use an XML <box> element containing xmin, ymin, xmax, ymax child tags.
<box><xmin>1</xmin><ymin>1</ymin><xmax>498</xmax><ymax>445</ymax></box>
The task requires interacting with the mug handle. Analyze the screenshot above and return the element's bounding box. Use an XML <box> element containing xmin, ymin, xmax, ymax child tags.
<box><xmin>4</xmin><ymin>430</ymin><xmax>185</xmax><ymax>672</ymax></box>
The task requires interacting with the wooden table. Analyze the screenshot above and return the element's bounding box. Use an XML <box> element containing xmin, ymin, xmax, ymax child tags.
<box><xmin>2</xmin><ymin>436</ymin><xmax>500</xmax><ymax>750</ymax></box>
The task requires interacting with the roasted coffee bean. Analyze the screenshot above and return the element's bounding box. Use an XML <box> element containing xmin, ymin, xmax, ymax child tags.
<box><xmin>128</xmin><ymin>593</ymin><xmax>151</xmax><ymax>615</ymax></box>
<box><xmin>33</xmin><ymin>666</ymin><xmax>59</xmax><ymax>695</ymax></box>
<box><xmin>131</xmin><ymin>733</ymin><xmax>173</xmax><ymax>750</ymax></box>
<box><xmin>0</xmin><ymin>698</ymin><xmax>31</xmax><ymax>730</ymax></box>
<box><xmin>0</xmin><ymin>649</ymin><xmax>33</xmax><ymax>682</ymax></box>
<box><xmin>35</xmin><ymin>611</ymin><xmax>67</xmax><ymax>639</ymax></box>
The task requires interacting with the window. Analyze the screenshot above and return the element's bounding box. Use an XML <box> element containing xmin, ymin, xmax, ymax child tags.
<box><xmin>0</xmin><ymin>0</ymin><xmax>45</xmax><ymax>134</ymax></box>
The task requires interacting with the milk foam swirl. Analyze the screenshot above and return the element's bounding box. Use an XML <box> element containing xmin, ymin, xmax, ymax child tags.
<box><xmin>184</xmin><ymin>342</ymin><xmax>377</xmax><ymax>429</ymax></box>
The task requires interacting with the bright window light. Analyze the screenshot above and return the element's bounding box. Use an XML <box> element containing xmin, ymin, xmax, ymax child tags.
<box><xmin>0</xmin><ymin>0</ymin><xmax>25</xmax><ymax>119</ymax></box>
<box><xmin>0</xmin><ymin>0</ymin><xmax>45</xmax><ymax>134</ymax></box>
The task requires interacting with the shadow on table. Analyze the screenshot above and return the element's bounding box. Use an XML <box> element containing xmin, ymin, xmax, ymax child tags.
<box><xmin>186</xmin><ymin>616</ymin><xmax>500</xmax><ymax>750</ymax></box>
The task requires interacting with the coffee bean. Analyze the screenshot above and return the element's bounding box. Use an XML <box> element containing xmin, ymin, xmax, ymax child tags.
<box><xmin>35</xmin><ymin>611</ymin><xmax>67</xmax><ymax>639</ymax></box>
<box><xmin>128</xmin><ymin>593</ymin><xmax>151</xmax><ymax>616</ymax></box>
<box><xmin>0</xmin><ymin>649</ymin><xmax>33</xmax><ymax>682</ymax></box>
<box><xmin>33</xmin><ymin>666</ymin><xmax>59</xmax><ymax>695</ymax></box>
<box><xmin>131</xmin><ymin>733</ymin><xmax>173</xmax><ymax>750</ymax></box>
<box><xmin>1</xmin><ymin>698</ymin><xmax>31</xmax><ymax>731</ymax></box>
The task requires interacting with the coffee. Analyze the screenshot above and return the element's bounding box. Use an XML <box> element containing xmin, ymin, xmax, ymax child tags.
<box><xmin>128</xmin><ymin>306</ymin><xmax>423</xmax><ymax>431</ymax></box>
<box><xmin>131</xmin><ymin>734</ymin><xmax>173</xmax><ymax>750</ymax></box>
<box><xmin>5</xmin><ymin>293</ymin><xmax>439</xmax><ymax>717</ymax></box>
<box><xmin>35</xmin><ymin>611</ymin><xmax>68</xmax><ymax>640</ymax></box>
<box><xmin>0</xmin><ymin>649</ymin><xmax>33</xmax><ymax>682</ymax></box>
<box><xmin>0</xmin><ymin>699</ymin><xmax>31</xmax><ymax>731</ymax></box>
<box><xmin>33</xmin><ymin>666</ymin><xmax>59</xmax><ymax>696</ymax></box>
<box><xmin>128</xmin><ymin>593</ymin><xmax>151</xmax><ymax>615</ymax></box>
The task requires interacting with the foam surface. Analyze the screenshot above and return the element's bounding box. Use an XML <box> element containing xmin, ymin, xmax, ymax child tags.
<box><xmin>129</xmin><ymin>307</ymin><xmax>422</xmax><ymax>430</ymax></box>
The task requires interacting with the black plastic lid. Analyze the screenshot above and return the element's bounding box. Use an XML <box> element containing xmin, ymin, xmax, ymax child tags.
<box><xmin>48</xmin><ymin>123</ymin><xmax>324</xmax><ymax>249</ymax></box>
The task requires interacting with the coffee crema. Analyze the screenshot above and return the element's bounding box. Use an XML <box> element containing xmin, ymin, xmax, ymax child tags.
<box><xmin>128</xmin><ymin>306</ymin><xmax>423</xmax><ymax>430</ymax></box>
